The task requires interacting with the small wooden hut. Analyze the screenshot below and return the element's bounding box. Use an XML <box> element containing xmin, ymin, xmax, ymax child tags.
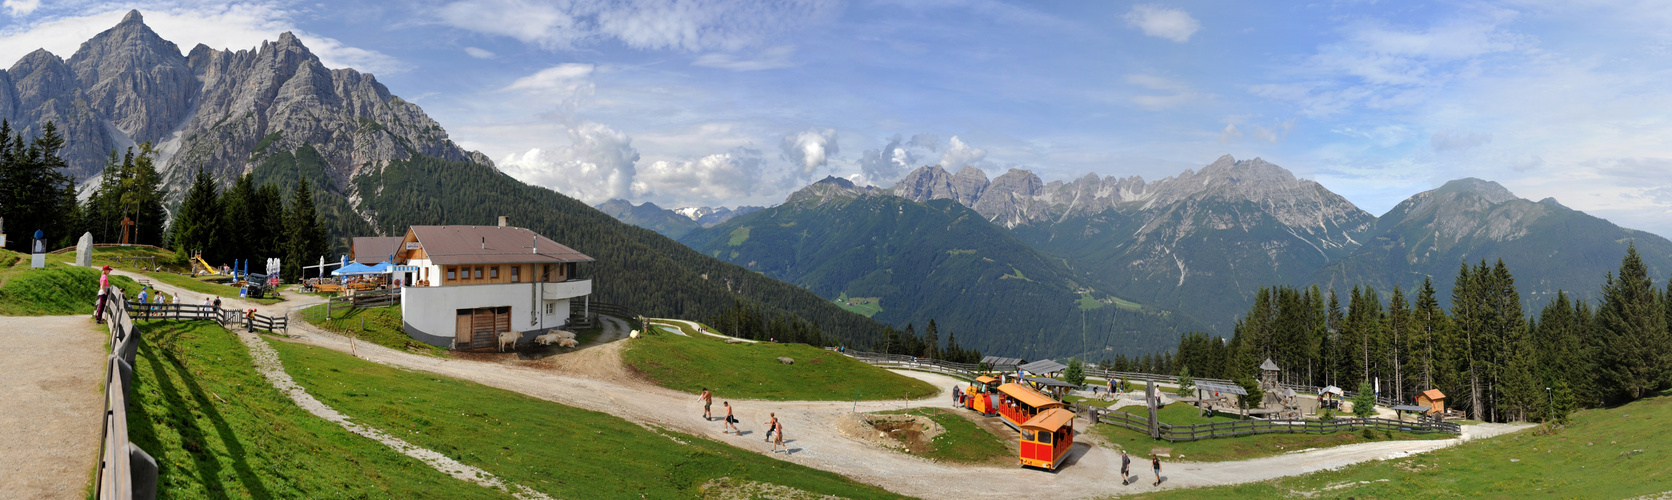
<box><xmin>1416</xmin><ymin>389</ymin><xmax>1447</xmax><ymax>415</ymax></box>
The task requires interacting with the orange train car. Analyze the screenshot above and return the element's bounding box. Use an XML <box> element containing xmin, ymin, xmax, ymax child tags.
<box><xmin>1019</xmin><ymin>408</ymin><xmax>1075</xmax><ymax>469</ymax></box>
<box><xmin>994</xmin><ymin>382</ymin><xmax>1065</xmax><ymax>430</ymax></box>
<box><xmin>961</xmin><ymin>376</ymin><xmax>1002</xmax><ymax>416</ymax></box>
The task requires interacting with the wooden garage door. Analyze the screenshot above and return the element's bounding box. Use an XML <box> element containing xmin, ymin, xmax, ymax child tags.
<box><xmin>463</xmin><ymin>306</ymin><xmax>513</xmax><ymax>350</ymax></box>
<box><xmin>456</xmin><ymin>310</ymin><xmax>473</xmax><ymax>345</ymax></box>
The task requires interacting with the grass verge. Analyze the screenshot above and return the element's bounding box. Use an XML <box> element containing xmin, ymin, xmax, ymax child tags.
<box><xmin>299</xmin><ymin>303</ymin><xmax>447</xmax><ymax>357</ymax></box>
<box><xmin>0</xmin><ymin>262</ymin><xmax>147</xmax><ymax>315</ymax></box>
<box><xmin>623</xmin><ymin>329</ymin><xmax>938</xmax><ymax>401</ymax></box>
<box><xmin>126</xmin><ymin>320</ymin><xmax>510</xmax><ymax>498</ymax></box>
<box><xmin>1124</xmin><ymin>391</ymin><xmax>1672</xmax><ymax>499</ymax></box>
<box><xmin>877</xmin><ymin>408</ymin><xmax>1012</xmax><ymax>464</ymax></box>
<box><xmin>270</xmin><ymin>338</ymin><xmax>906</xmax><ymax>499</ymax></box>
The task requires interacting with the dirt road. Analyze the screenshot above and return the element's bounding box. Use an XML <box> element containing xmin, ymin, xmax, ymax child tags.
<box><xmin>0</xmin><ymin>315</ymin><xmax>106</xmax><ymax>500</ymax></box>
<box><xmin>276</xmin><ymin>318</ymin><xmax>1529</xmax><ymax>499</ymax></box>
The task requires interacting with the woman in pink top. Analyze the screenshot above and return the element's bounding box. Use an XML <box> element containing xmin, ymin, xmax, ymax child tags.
<box><xmin>93</xmin><ymin>265</ymin><xmax>112</xmax><ymax>323</ymax></box>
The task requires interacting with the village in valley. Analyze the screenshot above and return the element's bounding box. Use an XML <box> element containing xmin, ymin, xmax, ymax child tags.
<box><xmin>2</xmin><ymin>4</ymin><xmax>1672</xmax><ymax>500</ymax></box>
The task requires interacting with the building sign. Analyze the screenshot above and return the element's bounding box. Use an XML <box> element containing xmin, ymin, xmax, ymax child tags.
<box><xmin>406</xmin><ymin>242</ymin><xmax>420</xmax><ymax>250</ymax></box>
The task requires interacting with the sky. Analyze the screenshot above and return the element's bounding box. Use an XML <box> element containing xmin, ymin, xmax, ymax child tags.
<box><xmin>4</xmin><ymin>0</ymin><xmax>1672</xmax><ymax>238</ymax></box>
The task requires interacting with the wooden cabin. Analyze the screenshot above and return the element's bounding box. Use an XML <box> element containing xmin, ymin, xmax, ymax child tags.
<box><xmin>1416</xmin><ymin>389</ymin><xmax>1447</xmax><ymax>415</ymax></box>
<box><xmin>1019</xmin><ymin>408</ymin><xmax>1075</xmax><ymax>470</ymax></box>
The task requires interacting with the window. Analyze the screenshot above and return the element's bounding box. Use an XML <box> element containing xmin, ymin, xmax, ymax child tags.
<box><xmin>1021</xmin><ymin>430</ymin><xmax>1035</xmax><ymax>442</ymax></box>
<box><xmin>490</xmin><ymin>266</ymin><xmax>499</xmax><ymax>279</ymax></box>
<box><xmin>511</xmin><ymin>266</ymin><xmax>520</xmax><ymax>283</ymax></box>
<box><xmin>542</xmin><ymin>264</ymin><xmax>552</xmax><ymax>282</ymax></box>
<box><xmin>1038</xmin><ymin>431</ymin><xmax>1052</xmax><ymax>445</ymax></box>
<box><xmin>545</xmin><ymin>302</ymin><xmax>556</xmax><ymax>315</ymax></box>
<box><xmin>474</xmin><ymin>267</ymin><xmax>483</xmax><ymax>279</ymax></box>
<box><xmin>447</xmin><ymin>267</ymin><xmax>456</xmax><ymax>280</ymax></box>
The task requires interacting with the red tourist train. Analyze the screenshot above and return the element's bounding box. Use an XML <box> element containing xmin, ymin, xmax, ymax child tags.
<box><xmin>1019</xmin><ymin>408</ymin><xmax>1075</xmax><ymax>470</ymax></box>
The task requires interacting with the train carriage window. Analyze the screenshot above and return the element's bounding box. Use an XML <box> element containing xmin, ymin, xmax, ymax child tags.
<box><xmin>1021</xmin><ymin>430</ymin><xmax>1035</xmax><ymax>442</ymax></box>
<box><xmin>1038</xmin><ymin>431</ymin><xmax>1052</xmax><ymax>445</ymax></box>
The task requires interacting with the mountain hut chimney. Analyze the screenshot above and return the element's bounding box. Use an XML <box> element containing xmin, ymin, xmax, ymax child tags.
<box><xmin>498</xmin><ymin>216</ymin><xmax>508</xmax><ymax>227</ymax></box>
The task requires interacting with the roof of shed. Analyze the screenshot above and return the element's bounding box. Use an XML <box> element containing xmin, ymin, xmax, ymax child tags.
<box><xmin>409</xmin><ymin>226</ymin><xmax>593</xmax><ymax>265</ymax></box>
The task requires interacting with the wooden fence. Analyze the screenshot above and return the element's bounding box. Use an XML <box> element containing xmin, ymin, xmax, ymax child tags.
<box><xmin>96</xmin><ymin>288</ymin><xmax>158</xmax><ymax>499</ymax></box>
<box><xmin>124</xmin><ymin>302</ymin><xmax>287</xmax><ymax>333</ymax></box>
<box><xmin>1087</xmin><ymin>407</ymin><xmax>1460</xmax><ymax>442</ymax></box>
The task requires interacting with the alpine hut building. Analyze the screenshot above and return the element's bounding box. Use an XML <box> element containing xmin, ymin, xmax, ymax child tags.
<box><xmin>391</xmin><ymin>220</ymin><xmax>595</xmax><ymax>350</ymax></box>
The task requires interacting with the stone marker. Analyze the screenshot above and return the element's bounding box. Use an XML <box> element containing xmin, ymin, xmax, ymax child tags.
<box><xmin>75</xmin><ymin>232</ymin><xmax>93</xmax><ymax>267</ymax></box>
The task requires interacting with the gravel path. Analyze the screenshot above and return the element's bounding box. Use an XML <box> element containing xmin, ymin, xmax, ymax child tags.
<box><xmin>274</xmin><ymin>319</ymin><xmax>1533</xmax><ymax>499</ymax></box>
<box><xmin>233</xmin><ymin>324</ymin><xmax>549</xmax><ymax>499</ymax></box>
<box><xmin>0</xmin><ymin>315</ymin><xmax>105</xmax><ymax>500</ymax></box>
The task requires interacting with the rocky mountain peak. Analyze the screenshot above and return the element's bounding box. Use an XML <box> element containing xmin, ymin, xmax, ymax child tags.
<box><xmin>119</xmin><ymin>9</ymin><xmax>143</xmax><ymax>25</ymax></box>
<box><xmin>1434</xmin><ymin>177</ymin><xmax>1518</xmax><ymax>204</ymax></box>
<box><xmin>788</xmin><ymin>175</ymin><xmax>876</xmax><ymax>206</ymax></box>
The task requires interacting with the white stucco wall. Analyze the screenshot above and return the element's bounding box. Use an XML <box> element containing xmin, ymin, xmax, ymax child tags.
<box><xmin>400</xmin><ymin>280</ymin><xmax>591</xmax><ymax>347</ymax></box>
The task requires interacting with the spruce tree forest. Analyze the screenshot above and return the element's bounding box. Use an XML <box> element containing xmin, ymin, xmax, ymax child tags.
<box><xmin>1167</xmin><ymin>246</ymin><xmax>1672</xmax><ymax>424</ymax></box>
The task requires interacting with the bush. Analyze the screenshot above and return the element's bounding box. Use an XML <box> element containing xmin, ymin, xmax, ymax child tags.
<box><xmin>1064</xmin><ymin>359</ymin><xmax>1086</xmax><ymax>386</ymax></box>
<box><xmin>1319</xmin><ymin>409</ymin><xmax>1336</xmax><ymax>421</ymax></box>
<box><xmin>1175</xmin><ymin>366</ymin><xmax>1195</xmax><ymax>396</ymax></box>
<box><xmin>1351</xmin><ymin>381</ymin><xmax>1378</xmax><ymax>418</ymax></box>
<box><xmin>1362</xmin><ymin>428</ymin><xmax>1377</xmax><ymax>440</ymax></box>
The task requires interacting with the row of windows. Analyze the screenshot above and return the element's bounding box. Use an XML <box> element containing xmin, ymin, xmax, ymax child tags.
<box><xmin>444</xmin><ymin>264</ymin><xmax>568</xmax><ymax>283</ymax></box>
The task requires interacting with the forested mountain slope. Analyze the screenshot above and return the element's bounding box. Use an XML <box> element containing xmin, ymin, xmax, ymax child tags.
<box><xmin>1314</xmin><ymin>178</ymin><xmax>1672</xmax><ymax>305</ymax></box>
<box><xmin>353</xmin><ymin>157</ymin><xmax>890</xmax><ymax>348</ymax></box>
<box><xmin>680</xmin><ymin>177</ymin><xmax>1206</xmax><ymax>359</ymax></box>
<box><xmin>593</xmin><ymin>199</ymin><xmax>700</xmax><ymax>239</ymax></box>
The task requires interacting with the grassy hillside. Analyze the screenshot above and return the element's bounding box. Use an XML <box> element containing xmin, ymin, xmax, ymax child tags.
<box><xmin>127</xmin><ymin>320</ymin><xmax>509</xmax><ymax>498</ymax></box>
<box><xmin>354</xmin><ymin>156</ymin><xmax>890</xmax><ymax>349</ymax></box>
<box><xmin>623</xmin><ymin>329</ymin><xmax>939</xmax><ymax>401</ymax></box>
<box><xmin>0</xmin><ymin>261</ymin><xmax>145</xmax><ymax>315</ymax></box>
<box><xmin>681</xmin><ymin>193</ymin><xmax>1205</xmax><ymax>359</ymax></box>
<box><xmin>1125</xmin><ymin>391</ymin><xmax>1672</xmax><ymax>498</ymax></box>
<box><xmin>271</xmin><ymin>337</ymin><xmax>906</xmax><ymax>499</ymax></box>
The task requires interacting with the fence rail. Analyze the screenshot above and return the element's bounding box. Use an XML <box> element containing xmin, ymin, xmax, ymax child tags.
<box><xmin>1087</xmin><ymin>407</ymin><xmax>1459</xmax><ymax>442</ymax></box>
<box><xmin>97</xmin><ymin>289</ymin><xmax>157</xmax><ymax>499</ymax></box>
<box><xmin>124</xmin><ymin>302</ymin><xmax>287</xmax><ymax>333</ymax></box>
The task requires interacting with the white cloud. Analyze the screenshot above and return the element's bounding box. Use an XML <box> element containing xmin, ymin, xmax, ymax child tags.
<box><xmin>1220</xmin><ymin>117</ymin><xmax>1294</xmax><ymax>144</ymax></box>
<box><xmin>436</xmin><ymin>0</ymin><xmax>836</xmax><ymax>52</ymax></box>
<box><xmin>4</xmin><ymin>0</ymin><xmax>40</xmax><ymax>16</ymax></box>
<box><xmin>1124</xmin><ymin>5</ymin><xmax>1200</xmax><ymax>43</ymax></box>
<box><xmin>0</xmin><ymin>6</ymin><xmax>406</xmax><ymax>74</ymax></box>
<box><xmin>497</xmin><ymin>121</ymin><xmax>641</xmax><ymax>203</ymax></box>
<box><xmin>858</xmin><ymin>134</ymin><xmax>917</xmax><ymax>184</ymax></box>
<box><xmin>1431</xmin><ymin>130</ymin><xmax>1492</xmax><ymax>151</ymax></box>
<box><xmin>939</xmin><ymin>136</ymin><xmax>986</xmax><ymax>169</ymax></box>
<box><xmin>692</xmin><ymin>45</ymin><xmax>796</xmax><ymax>71</ymax></box>
<box><xmin>1127</xmin><ymin>74</ymin><xmax>1208</xmax><ymax>110</ymax></box>
<box><xmin>779</xmin><ymin>127</ymin><xmax>839</xmax><ymax>177</ymax></box>
<box><xmin>636</xmin><ymin>148</ymin><xmax>766</xmax><ymax>202</ymax></box>
<box><xmin>1218</xmin><ymin>123</ymin><xmax>1242</xmax><ymax>144</ymax></box>
<box><xmin>504</xmin><ymin>63</ymin><xmax>595</xmax><ymax>92</ymax></box>
<box><xmin>464</xmin><ymin>46</ymin><xmax>495</xmax><ymax>59</ymax></box>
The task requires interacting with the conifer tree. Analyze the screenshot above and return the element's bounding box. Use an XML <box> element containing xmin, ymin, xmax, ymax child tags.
<box><xmin>1596</xmin><ymin>244</ymin><xmax>1670</xmax><ymax>401</ymax></box>
<box><xmin>175</xmin><ymin>168</ymin><xmax>222</xmax><ymax>261</ymax></box>
<box><xmin>282</xmin><ymin>178</ymin><xmax>330</xmax><ymax>281</ymax></box>
<box><xmin>1386</xmin><ymin>285</ymin><xmax>1410</xmax><ymax>403</ymax></box>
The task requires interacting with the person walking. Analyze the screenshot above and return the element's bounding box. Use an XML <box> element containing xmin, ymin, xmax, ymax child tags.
<box><xmin>1120</xmin><ymin>450</ymin><xmax>1131</xmax><ymax>485</ymax></box>
<box><xmin>1152</xmin><ymin>454</ymin><xmax>1162</xmax><ymax>486</ymax></box>
<box><xmin>721</xmin><ymin>402</ymin><xmax>740</xmax><ymax>434</ymax></box>
<box><xmin>771</xmin><ymin>419</ymin><xmax>786</xmax><ymax>453</ymax></box>
<box><xmin>698</xmin><ymin>388</ymin><xmax>713</xmax><ymax>421</ymax></box>
<box><xmin>763</xmin><ymin>412</ymin><xmax>778</xmax><ymax>442</ymax></box>
<box><xmin>93</xmin><ymin>266</ymin><xmax>112</xmax><ymax>323</ymax></box>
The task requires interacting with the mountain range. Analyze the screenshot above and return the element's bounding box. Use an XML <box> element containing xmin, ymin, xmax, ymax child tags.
<box><xmin>592</xmin><ymin>199</ymin><xmax>761</xmax><ymax>239</ymax></box>
<box><xmin>2</xmin><ymin>12</ymin><xmax>901</xmax><ymax>352</ymax></box>
<box><xmin>634</xmin><ymin>156</ymin><xmax>1672</xmax><ymax>355</ymax></box>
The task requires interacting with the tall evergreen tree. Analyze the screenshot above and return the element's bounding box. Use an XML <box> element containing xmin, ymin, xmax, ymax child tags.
<box><xmin>175</xmin><ymin>168</ymin><xmax>222</xmax><ymax>261</ymax></box>
<box><xmin>0</xmin><ymin>121</ymin><xmax>78</xmax><ymax>251</ymax></box>
<box><xmin>282</xmin><ymin>178</ymin><xmax>331</xmax><ymax>282</ymax></box>
<box><xmin>1386</xmin><ymin>285</ymin><xmax>1410</xmax><ymax>404</ymax></box>
<box><xmin>1596</xmin><ymin>244</ymin><xmax>1670</xmax><ymax>401</ymax></box>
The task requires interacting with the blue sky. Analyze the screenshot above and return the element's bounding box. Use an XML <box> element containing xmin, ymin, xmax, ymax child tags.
<box><xmin>5</xmin><ymin>0</ymin><xmax>1672</xmax><ymax>238</ymax></box>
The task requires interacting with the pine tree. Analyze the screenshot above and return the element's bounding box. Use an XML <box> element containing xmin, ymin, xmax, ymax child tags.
<box><xmin>1386</xmin><ymin>285</ymin><xmax>1410</xmax><ymax>404</ymax></box>
<box><xmin>282</xmin><ymin>178</ymin><xmax>330</xmax><ymax>282</ymax></box>
<box><xmin>1064</xmin><ymin>359</ymin><xmax>1086</xmax><ymax>386</ymax></box>
<box><xmin>1596</xmin><ymin>244</ymin><xmax>1670</xmax><ymax>401</ymax></box>
<box><xmin>923</xmin><ymin>319</ymin><xmax>941</xmax><ymax>359</ymax></box>
<box><xmin>175</xmin><ymin>168</ymin><xmax>222</xmax><ymax>261</ymax></box>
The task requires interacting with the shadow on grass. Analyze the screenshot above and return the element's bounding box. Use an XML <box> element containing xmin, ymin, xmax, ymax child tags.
<box><xmin>130</xmin><ymin>323</ymin><xmax>274</xmax><ymax>498</ymax></box>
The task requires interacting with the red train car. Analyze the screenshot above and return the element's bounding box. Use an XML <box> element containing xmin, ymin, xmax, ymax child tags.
<box><xmin>1019</xmin><ymin>408</ymin><xmax>1075</xmax><ymax>469</ymax></box>
<box><xmin>960</xmin><ymin>376</ymin><xmax>1001</xmax><ymax>416</ymax></box>
<box><xmin>994</xmin><ymin>382</ymin><xmax>1065</xmax><ymax>430</ymax></box>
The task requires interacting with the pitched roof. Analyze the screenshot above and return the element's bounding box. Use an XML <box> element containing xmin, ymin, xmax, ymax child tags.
<box><xmin>1023</xmin><ymin>376</ymin><xmax>1080</xmax><ymax>388</ymax></box>
<box><xmin>996</xmin><ymin>383</ymin><xmax>1063</xmax><ymax>410</ymax></box>
<box><xmin>974</xmin><ymin>376</ymin><xmax>999</xmax><ymax>385</ymax></box>
<box><xmin>1260</xmin><ymin>358</ymin><xmax>1281</xmax><ymax>371</ymax></box>
<box><xmin>352</xmin><ymin>236</ymin><xmax>405</xmax><ymax>264</ymax></box>
<box><xmin>1021</xmin><ymin>408</ymin><xmax>1076</xmax><ymax>432</ymax></box>
<box><xmin>1019</xmin><ymin>359</ymin><xmax>1068</xmax><ymax>375</ymax></box>
<box><xmin>981</xmin><ymin>356</ymin><xmax>1024</xmax><ymax>367</ymax></box>
<box><xmin>1421</xmin><ymin>389</ymin><xmax>1446</xmax><ymax>401</ymax></box>
<box><xmin>409</xmin><ymin>226</ymin><xmax>593</xmax><ymax>265</ymax></box>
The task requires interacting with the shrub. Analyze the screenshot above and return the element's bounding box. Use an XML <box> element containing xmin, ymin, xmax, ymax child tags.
<box><xmin>1362</xmin><ymin>428</ymin><xmax>1377</xmax><ymax>440</ymax></box>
